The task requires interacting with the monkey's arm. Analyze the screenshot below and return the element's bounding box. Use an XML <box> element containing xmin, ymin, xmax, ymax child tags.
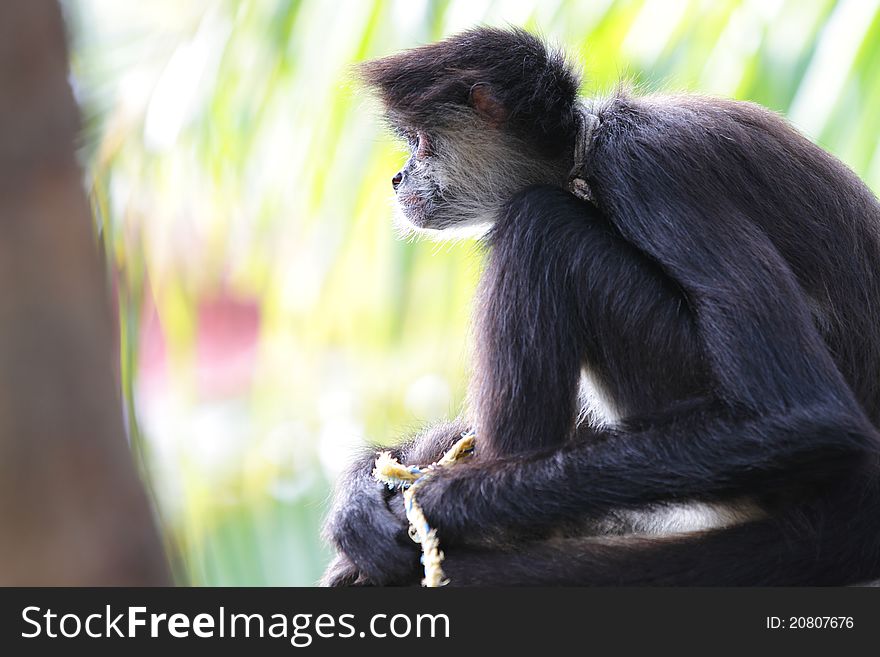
<box><xmin>319</xmin><ymin>184</ymin><xmax>621</xmax><ymax>582</ymax></box>
<box><xmin>414</xmin><ymin>399</ymin><xmax>875</xmax><ymax>544</ymax></box>
<box><xmin>472</xmin><ymin>185</ymin><xmax>709</xmax><ymax>459</ymax></box>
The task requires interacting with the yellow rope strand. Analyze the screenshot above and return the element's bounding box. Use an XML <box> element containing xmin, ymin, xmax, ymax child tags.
<box><xmin>371</xmin><ymin>431</ymin><xmax>476</xmax><ymax>587</ymax></box>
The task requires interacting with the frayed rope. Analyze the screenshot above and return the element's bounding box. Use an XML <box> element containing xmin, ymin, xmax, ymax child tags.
<box><xmin>371</xmin><ymin>430</ymin><xmax>476</xmax><ymax>587</ymax></box>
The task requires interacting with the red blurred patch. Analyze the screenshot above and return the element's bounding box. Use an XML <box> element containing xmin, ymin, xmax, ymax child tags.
<box><xmin>138</xmin><ymin>287</ymin><xmax>261</xmax><ymax>401</ymax></box>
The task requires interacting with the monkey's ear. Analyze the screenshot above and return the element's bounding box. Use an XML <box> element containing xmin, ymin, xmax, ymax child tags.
<box><xmin>469</xmin><ymin>83</ymin><xmax>506</xmax><ymax>127</ymax></box>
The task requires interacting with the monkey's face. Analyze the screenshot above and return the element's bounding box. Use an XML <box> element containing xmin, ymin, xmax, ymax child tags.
<box><xmin>390</xmin><ymin>116</ymin><xmax>571</xmax><ymax>236</ymax></box>
<box><xmin>390</xmin><ymin>127</ymin><xmax>445</xmax><ymax>231</ymax></box>
<box><xmin>361</xmin><ymin>28</ymin><xmax>581</xmax><ymax>236</ymax></box>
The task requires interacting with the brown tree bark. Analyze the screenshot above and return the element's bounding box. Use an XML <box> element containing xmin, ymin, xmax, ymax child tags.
<box><xmin>0</xmin><ymin>0</ymin><xmax>169</xmax><ymax>584</ymax></box>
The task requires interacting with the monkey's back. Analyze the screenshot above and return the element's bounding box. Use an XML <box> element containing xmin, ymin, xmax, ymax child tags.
<box><xmin>591</xmin><ymin>93</ymin><xmax>880</xmax><ymax>424</ymax></box>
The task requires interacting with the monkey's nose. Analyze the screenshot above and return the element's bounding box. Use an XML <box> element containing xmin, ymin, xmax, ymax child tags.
<box><xmin>392</xmin><ymin>171</ymin><xmax>403</xmax><ymax>191</ymax></box>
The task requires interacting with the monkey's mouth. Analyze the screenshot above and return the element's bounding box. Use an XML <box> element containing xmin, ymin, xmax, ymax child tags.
<box><xmin>396</xmin><ymin>192</ymin><xmax>430</xmax><ymax>225</ymax></box>
<box><xmin>397</xmin><ymin>192</ymin><xmax>427</xmax><ymax>208</ymax></box>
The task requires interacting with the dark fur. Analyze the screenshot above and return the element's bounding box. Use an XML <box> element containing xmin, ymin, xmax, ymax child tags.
<box><xmin>322</xmin><ymin>27</ymin><xmax>880</xmax><ymax>586</ymax></box>
<box><xmin>359</xmin><ymin>27</ymin><xmax>580</xmax><ymax>158</ymax></box>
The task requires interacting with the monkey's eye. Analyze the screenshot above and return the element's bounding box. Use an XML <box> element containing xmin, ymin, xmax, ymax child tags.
<box><xmin>416</xmin><ymin>131</ymin><xmax>432</xmax><ymax>159</ymax></box>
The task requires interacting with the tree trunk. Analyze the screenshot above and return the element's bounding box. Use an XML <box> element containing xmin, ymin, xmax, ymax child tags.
<box><xmin>0</xmin><ymin>0</ymin><xmax>169</xmax><ymax>585</ymax></box>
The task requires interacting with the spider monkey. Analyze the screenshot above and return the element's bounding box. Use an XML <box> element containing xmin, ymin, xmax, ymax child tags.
<box><xmin>321</xmin><ymin>27</ymin><xmax>880</xmax><ymax>586</ymax></box>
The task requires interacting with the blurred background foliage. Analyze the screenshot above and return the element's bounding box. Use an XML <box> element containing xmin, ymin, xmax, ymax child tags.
<box><xmin>64</xmin><ymin>0</ymin><xmax>880</xmax><ymax>585</ymax></box>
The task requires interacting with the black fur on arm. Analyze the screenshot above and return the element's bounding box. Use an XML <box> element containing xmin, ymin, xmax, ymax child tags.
<box><xmin>417</xmin><ymin>397</ymin><xmax>876</xmax><ymax>546</ymax></box>
<box><xmin>468</xmin><ymin>188</ymin><xmax>585</xmax><ymax>458</ymax></box>
<box><xmin>470</xmin><ymin>184</ymin><xmax>708</xmax><ymax>458</ymax></box>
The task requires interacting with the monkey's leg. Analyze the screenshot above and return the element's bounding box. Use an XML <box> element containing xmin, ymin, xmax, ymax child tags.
<box><xmin>440</xmin><ymin>479</ymin><xmax>880</xmax><ymax>585</ymax></box>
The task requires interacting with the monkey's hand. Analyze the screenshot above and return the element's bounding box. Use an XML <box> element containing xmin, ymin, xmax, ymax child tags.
<box><xmin>321</xmin><ymin>420</ymin><xmax>472</xmax><ymax>586</ymax></box>
<box><xmin>321</xmin><ymin>450</ymin><xmax>422</xmax><ymax>586</ymax></box>
<box><xmin>412</xmin><ymin>456</ymin><xmax>543</xmax><ymax>546</ymax></box>
<box><xmin>409</xmin><ymin>462</ymin><xmax>480</xmax><ymax>545</ymax></box>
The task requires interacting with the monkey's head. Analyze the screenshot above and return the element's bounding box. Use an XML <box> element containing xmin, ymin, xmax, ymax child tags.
<box><xmin>359</xmin><ymin>27</ymin><xmax>581</xmax><ymax>234</ymax></box>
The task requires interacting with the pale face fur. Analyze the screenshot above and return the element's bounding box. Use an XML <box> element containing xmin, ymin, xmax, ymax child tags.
<box><xmin>390</xmin><ymin>112</ymin><xmax>572</xmax><ymax>238</ymax></box>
